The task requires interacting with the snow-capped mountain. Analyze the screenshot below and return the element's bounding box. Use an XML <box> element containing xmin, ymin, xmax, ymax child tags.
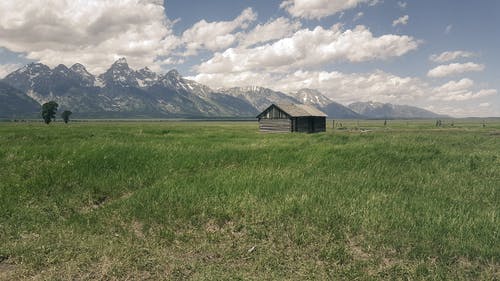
<box><xmin>69</xmin><ymin>63</ymin><xmax>96</xmax><ymax>87</ymax></box>
<box><xmin>220</xmin><ymin>86</ymin><xmax>363</xmax><ymax>118</ymax></box>
<box><xmin>290</xmin><ymin>89</ymin><xmax>332</xmax><ymax>108</ymax></box>
<box><xmin>220</xmin><ymin>86</ymin><xmax>299</xmax><ymax>111</ymax></box>
<box><xmin>287</xmin><ymin>88</ymin><xmax>361</xmax><ymax>118</ymax></box>
<box><xmin>98</xmin><ymin>57</ymin><xmax>140</xmax><ymax>88</ymax></box>
<box><xmin>348</xmin><ymin>101</ymin><xmax>447</xmax><ymax>119</ymax></box>
<box><xmin>2</xmin><ymin>58</ymin><xmax>257</xmax><ymax>117</ymax></box>
<box><xmin>135</xmin><ymin>67</ymin><xmax>158</xmax><ymax>88</ymax></box>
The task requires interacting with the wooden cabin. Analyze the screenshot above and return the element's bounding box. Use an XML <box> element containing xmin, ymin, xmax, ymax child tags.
<box><xmin>257</xmin><ymin>104</ymin><xmax>327</xmax><ymax>133</ymax></box>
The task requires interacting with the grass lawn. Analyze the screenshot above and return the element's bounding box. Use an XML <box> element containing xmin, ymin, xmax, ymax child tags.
<box><xmin>0</xmin><ymin>120</ymin><xmax>499</xmax><ymax>280</ymax></box>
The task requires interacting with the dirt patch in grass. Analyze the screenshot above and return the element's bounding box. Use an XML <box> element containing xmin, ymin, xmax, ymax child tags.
<box><xmin>0</xmin><ymin>256</ymin><xmax>16</xmax><ymax>280</ymax></box>
<box><xmin>347</xmin><ymin>236</ymin><xmax>370</xmax><ymax>261</ymax></box>
<box><xmin>131</xmin><ymin>220</ymin><xmax>145</xmax><ymax>239</ymax></box>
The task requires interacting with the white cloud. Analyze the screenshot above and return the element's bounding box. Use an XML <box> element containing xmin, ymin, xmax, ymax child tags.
<box><xmin>181</xmin><ymin>8</ymin><xmax>257</xmax><ymax>56</ymax></box>
<box><xmin>398</xmin><ymin>2</ymin><xmax>407</xmax><ymax>9</ymax></box>
<box><xmin>238</xmin><ymin>17</ymin><xmax>302</xmax><ymax>48</ymax></box>
<box><xmin>479</xmin><ymin>102</ymin><xmax>490</xmax><ymax>107</ymax></box>
<box><xmin>427</xmin><ymin>62</ymin><xmax>485</xmax><ymax>78</ymax></box>
<box><xmin>0</xmin><ymin>0</ymin><xmax>180</xmax><ymax>74</ymax></box>
<box><xmin>392</xmin><ymin>15</ymin><xmax>409</xmax><ymax>27</ymax></box>
<box><xmin>280</xmin><ymin>0</ymin><xmax>379</xmax><ymax>20</ymax></box>
<box><xmin>426</xmin><ymin>104</ymin><xmax>498</xmax><ymax>117</ymax></box>
<box><xmin>196</xmin><ymin>25</ymin><xmax>420</xmax><ymax>74</ymax></box>
<box><xmin>161</xmin><ymin>57</ymin><xmax>185</xmax><ymax>65</ymax></box>
<box><xmin>353</xmin><ymin>12</ymin><xmax>364</xmax><ymax>22</ymax></box>
<box><xmin>445</xmin><ymin>24</ymin><xmax>453</xmax><ymax>34</ymax></box>
<box><xmin>431</xmin><ymin>78</ymin><xmax>497</xmax><ymax>101</ymax></box>
<box><xmin>433</xmin><ymin>78</ymin><xmax>474</xmax><ymax>94</ymax></box>
<box><xmin>429</xmin><ymin>50</ymin><xmax>476</xmax><ymax>63</ymax></box>
<box><xmin>0</xmin><ymin>63</ymin><xmax>22</xmax><ymax>78</ymax></box>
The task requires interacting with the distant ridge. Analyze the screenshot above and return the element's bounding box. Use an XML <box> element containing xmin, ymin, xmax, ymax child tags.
<box><xmin>0</xmin><ymin>81</ymin><xmax>40</xmax><ymax>118</ymax></box>
<box><xmin>348</xmin><ymin>101</ymin><xmax>448</xmax><ymax>119</ymax></box>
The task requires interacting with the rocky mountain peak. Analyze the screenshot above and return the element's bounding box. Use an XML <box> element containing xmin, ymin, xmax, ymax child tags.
<box><xmin>137</xmin><ymin>67</ymin><xmax>155</xmax><ymax>77</ymax></box>
<box><xmin>16</xmin><ymin>62</ymin><xmax>51</xmax><ymax>75</ymax></box>
<box><xmin>135</xmin><ymin>67</ymin><xmax>158</xmax><ymax>87</ymax></box>
<box><xmin>108</xmin><ymin>57</ymin><xmax>131</xmax><ymax>73</ymax></box>
<box><xmin>293</xmin><ymin>88</ymin><xmax>332</xmax><ymax>108</ymax></box>
<box><xmin>3</xmin><ymin>62</ymin><xmax>52</xmax><ymax>92</ymax></box>
<box><xmin>68</xmin><ymin>63</ymin><xmax>95</xmax><ymax>87</ymax></box>
<box><xmin>70</xmin><ymin>63</ymin><xmax>89</xmax><ymax>73</ymax></box>
<box><xmin>98</xmin><ymin>58</ymin><xmax>137</xmax><ymax>87</ymax></box>
<box><xmin>54</xmin><ymin>64</ymin><xmax>71</xmax><ymax>74</ymax></box>
<box><xmin>166</xmin><ymin>69</ymin><xmax>181</xmax><ymax>80</ymax></box>
<box><xmin>113</xmin><ymin>57</ymin><xmax>128</xmax><ymax>66</ymax></box>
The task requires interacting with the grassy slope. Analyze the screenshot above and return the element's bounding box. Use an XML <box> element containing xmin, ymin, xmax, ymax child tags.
<box><xmin>0</xmin><ymin>121</ymin><xmax>498</xmax><ymax>280</ymax></box>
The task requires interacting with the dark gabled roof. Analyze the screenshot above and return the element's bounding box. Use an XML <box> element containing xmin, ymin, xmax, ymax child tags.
<box><xmin>257</xmin><ymin>103</ymin><xmax>327</xmax><ymax>118</ymax></box>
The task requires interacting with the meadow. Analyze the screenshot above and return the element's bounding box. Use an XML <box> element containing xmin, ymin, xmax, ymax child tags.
<box><xmin>0</xmin><ymin>120</ymin><xmax>499</xmax><ymax>280</ymax></box>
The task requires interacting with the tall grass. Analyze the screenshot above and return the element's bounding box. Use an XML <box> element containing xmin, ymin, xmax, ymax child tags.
<box><xmin>0</xmin><ymin>121</ymin><xmax>498</xmax><ymax>280</ymax></box>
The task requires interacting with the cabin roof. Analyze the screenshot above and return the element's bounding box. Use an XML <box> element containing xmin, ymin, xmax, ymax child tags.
<box><xmin>257</xmin><ymin>103</ymin><xmax>327</xmax><ymax>118</ymax></box>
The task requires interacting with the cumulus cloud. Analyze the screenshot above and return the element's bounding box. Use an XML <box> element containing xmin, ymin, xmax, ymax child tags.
<box><xmin>0</xmin><ymin>63</ymin><xmax>23</xmax><ymax>78</ymax></box>
<box><xmin>398</xmin><ymin>2</ymin><xmax>407</xmax><ymax>9</ymax></box>
<box><xmin>431</xmin><ymin>78</ymin><xmax>497</xmax><ymax>101</ymax></box>
<box><xmin>238</xmin><ymin>17</ymin><xmax>302</xmax><ymax>48</ymax></box>
<box><xmin>427</xmin><ymin>62</ymin><xmax>485</xmax><ymax>78</ymax></box>
<box><xmin>280</xmin><ymin>0</ymin><xmax>379</xmax><ymax>20</ymax></box>
<box><xmin>181</xmin><ymin>8</ymin><xmax>257</xmax><ymax>56</ymax></box>
<box><xmin>392</xmin><ymin>15</ymin><xmax>409</xmax><ymax>27</ymax></box>
<box><xmin>425</xmin><ymin>104</ymin><xmax>498</xmax><ymax>117</ymax></box>
<box><xmin>429</xmin><ymin>50</ymin><xmax>476</xmax><ymax>63</ymax></box>
<box><xmin>196</xmin><ymin>25</ymin><xmax>420</xmax><ymax>74</ymax></box>
<box><xmin>0</xmin><ymin>0</ymin><xmax>179</xmax><ymax>73</ymax></box>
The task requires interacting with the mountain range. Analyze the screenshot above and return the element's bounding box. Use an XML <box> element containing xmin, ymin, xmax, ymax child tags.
<box><xmin>0</xmin><ymin>58</ymin><xmax>445</xmax><ymax>119</ymax></box>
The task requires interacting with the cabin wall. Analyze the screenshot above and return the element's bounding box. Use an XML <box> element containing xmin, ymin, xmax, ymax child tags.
<box><xmin>292</xmin><ymin>117</ymin><xmax>326</xmax><ymax>133</ymax></box>
<box><xmin>312</xmin><ymin>117</ymin><xmax>326</xmax><ymax>133</ymax></box>
<box><xmin>293</xmin><ymin>117</ymin><xmax>309</xmax><ymax>132</ymax></box>
<box><xmin>259</xmin><ymin>119</ymin><xmax>291</xmax><ymax>133</ymax></box>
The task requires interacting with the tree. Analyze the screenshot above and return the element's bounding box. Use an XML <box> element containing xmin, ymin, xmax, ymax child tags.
<box><xmin>41</xmin><ymin>101</ymin><xmax>58</xmax><ymax>124</ymax></box>
<box><xmin>61</xmin><ymin>110</ymin><xmax>72</xmax><ymax>124</ymax></box>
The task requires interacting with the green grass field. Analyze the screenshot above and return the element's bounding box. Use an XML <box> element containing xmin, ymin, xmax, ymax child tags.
<box><xmin>0</xmin><ymin>120</ymin><xmax>499</xmax><ymax>280</ymax></box>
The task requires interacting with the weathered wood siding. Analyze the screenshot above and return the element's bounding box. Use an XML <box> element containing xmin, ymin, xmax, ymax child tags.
<box><xmin>259</xmin><ymin>119</ymin><xmax>291</xmax><ymax>133</ymax></box>
<box><xmin>292</xmin><ymin>117</ymin><xmax>326</xmax><ymax>133</ymax></box>
<box><xmin>293</xmin><ymin>117</ymin><xmax>309</xmax><ymax>132</ymax></box>
<box><xmin>311</xmin><ymin>117</ymin><xmax>326</xmax><ymax>133</ymax></box>
<box><xmin>259</xmin><ymin>105</ymin><xmax>289</xmax><ymax>119</ymax></box>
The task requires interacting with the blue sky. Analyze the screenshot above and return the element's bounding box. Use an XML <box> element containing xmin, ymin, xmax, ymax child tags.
<box><xmin>0</xmin><ymin>0</ymin><xmax>498</xmax><ymax>116</ymax></box>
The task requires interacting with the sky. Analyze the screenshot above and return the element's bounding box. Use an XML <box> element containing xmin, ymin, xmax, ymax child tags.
<box><xmin>0</xmin><ymin>0</ymin><xmax>499</xmax><ymax>117</ymax></box>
